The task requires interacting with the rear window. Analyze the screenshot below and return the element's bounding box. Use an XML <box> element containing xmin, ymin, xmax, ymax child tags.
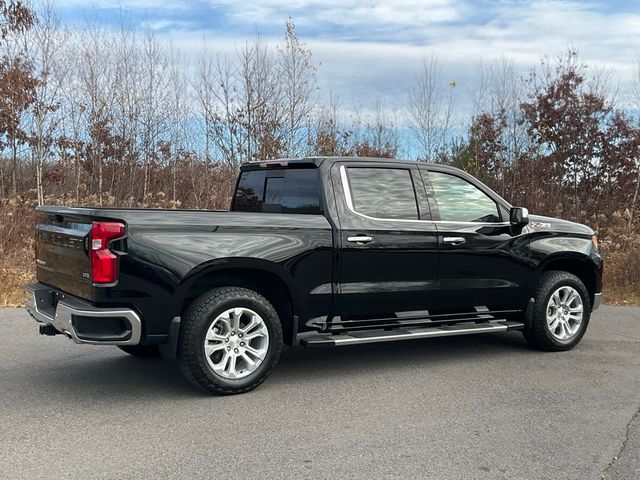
<box><xmin>232</xmin><ymin>168</ymin><xmax>322</xmax><ymax>214</ymax></box>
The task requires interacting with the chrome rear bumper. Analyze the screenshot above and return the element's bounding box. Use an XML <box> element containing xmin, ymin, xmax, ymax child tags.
<box><xmin>25</xmin><ymin>283</ymin><xmax>142</xmax><ymax>345</ymax></box>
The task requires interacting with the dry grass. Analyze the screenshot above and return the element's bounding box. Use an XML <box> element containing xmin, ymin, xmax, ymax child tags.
<box><xmin>1</xmin><ymin>267</ymin><xmax>33</xmax><ymax>307</ymax></box>
<box><xmin>1</xmin><ymin>196</ymin><xmax>36</xmax><ymax>307</ymax></box>
<box><xmin>604</xmin><ymin>288</ymin><xmax>640</xmax><ymax>306</ymax></box>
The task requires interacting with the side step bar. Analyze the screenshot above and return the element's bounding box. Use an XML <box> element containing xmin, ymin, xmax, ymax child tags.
<box><xmin>299</xmin><ymin>320</ymin><xmax>524</xmax><ymax>347</ymax></box>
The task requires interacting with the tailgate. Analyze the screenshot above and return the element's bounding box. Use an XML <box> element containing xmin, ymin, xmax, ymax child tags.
<box><xmin>35</xmin><ymin>208</ymin><xmax>93</xmax><ymax>300</ymax></box>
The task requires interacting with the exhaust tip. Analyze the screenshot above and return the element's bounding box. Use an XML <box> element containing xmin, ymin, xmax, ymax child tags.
<box><xmin>39</xmin><ymin>324</ymin><xmax>60</xmax><ymax>336</ymax></box>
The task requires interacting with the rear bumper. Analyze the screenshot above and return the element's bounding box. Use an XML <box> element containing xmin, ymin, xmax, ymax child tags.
<box><xmin>25</xmin><ymin>283</ymin><xmax>142</xmax><ymax>345</ymax></box>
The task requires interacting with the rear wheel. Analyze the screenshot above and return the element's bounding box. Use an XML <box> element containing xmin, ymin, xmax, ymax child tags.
<box><xmin>523</xmin><ymin>271</ymin><xmax>591</xmax><ymax>351</ymax></box>
<box><xmin>117</xmin><ymin>345</ymin><xmax>160</xmax><ymax>357</ymax></box>
<box><xmin>177</xmin><ymin>287</ymin><xmax>283</xmax><ymax>395</ymax></box>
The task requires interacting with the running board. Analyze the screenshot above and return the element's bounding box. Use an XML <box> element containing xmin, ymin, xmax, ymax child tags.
<box><xmin>299</xmin><ymin>320</ymin><xmax>524</xmax><ymax>347</ymax></box>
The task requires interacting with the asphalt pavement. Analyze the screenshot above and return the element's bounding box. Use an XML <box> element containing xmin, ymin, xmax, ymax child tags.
<box><xmin>1</xmin><ymin>306</ymin><xmax>639</xmax><ymax>480</ymax></box>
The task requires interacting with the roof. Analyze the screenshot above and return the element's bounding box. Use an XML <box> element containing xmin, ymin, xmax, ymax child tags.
<box><xmin>240</xmin><ymin>156</ymin><xmax>444</xmax><ymax>170</ymax></box>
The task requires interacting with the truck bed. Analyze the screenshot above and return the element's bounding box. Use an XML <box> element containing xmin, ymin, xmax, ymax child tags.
<box><xmin>34</xmin><ymin>206</ymin><xmax>333</xmax><ymax>317</ymax></box>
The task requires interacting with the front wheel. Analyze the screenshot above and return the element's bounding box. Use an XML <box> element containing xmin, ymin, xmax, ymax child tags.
<box><xmin>177</xmin><ymin>287</ymin><xmax>283</xmax><ymax>395</ymax></box>
<box><xmin>523</xmin><ymin>271</ymin><xmax>591</xmax><ymax>351</ymax></box>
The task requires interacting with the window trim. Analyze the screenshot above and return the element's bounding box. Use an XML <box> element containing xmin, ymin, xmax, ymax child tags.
<box><xmin>423</xmin><ymin>169</ymin><xmax>506</xmax><ymax>225</ymax></box>
<box><xmin>339</xmin><ymin>163</ymin><xmax>512</xmax><ymax>226</ymax></box>
<box><xmin>340</xmin><ymin>165</ymin><xmax>426</xmax><ymax>223</ymax></box>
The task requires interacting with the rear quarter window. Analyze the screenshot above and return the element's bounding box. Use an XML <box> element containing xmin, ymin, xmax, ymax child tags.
<box><xmin>232</xmin><ymin>168</ymin><xmax>322</xmax><ymax>214</ymax></box>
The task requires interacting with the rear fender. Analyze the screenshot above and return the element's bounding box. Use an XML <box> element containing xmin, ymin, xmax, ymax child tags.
<box><xmin>176</xmin><ymin>258</ymin><xmax>302</xmax><ymax>344</ymax></box>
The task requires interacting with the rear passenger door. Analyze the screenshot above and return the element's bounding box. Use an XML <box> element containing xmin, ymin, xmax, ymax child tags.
<box><xmin>422</xmin><ymin>167</ymin><xmax>530</xmax><ymax>313</ymax></box>
<box><xmin>332</xmin><ymin>162</ymin><xmax>439</xmax><ymax>322</ymax></box>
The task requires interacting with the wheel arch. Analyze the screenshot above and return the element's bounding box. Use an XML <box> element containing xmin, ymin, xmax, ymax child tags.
<box><xmin>535</xmin><ymin>253</ymin><xmax>599</xmax><ymax>308</ymax></box>
<box><xmin>177</xmin><ymin>259</ymin><xmax>299</xmax><ymax>345</ymax></box>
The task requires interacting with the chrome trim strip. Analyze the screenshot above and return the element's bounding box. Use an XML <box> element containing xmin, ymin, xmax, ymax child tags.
<box><xmin>339</xmin><ymin>165</ymin><xmax>510</xmax><ymax>226</ymax></box>
<box><xmin>592</xmin><ymin>292</ymin><xmax>602</xmax><ymax>311</ymax></box>
<box><xmin>332</xmin><ymin>323</ymin><xmax>509</xmax><ymax>346</ymax></box>
<box><xmin>25</xmin><ymin>286</ymin><xmax>142</xmax><ymax>345</ymax></box>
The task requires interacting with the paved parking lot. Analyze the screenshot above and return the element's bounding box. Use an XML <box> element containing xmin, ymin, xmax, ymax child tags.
<box><xmin>1</xmin><ymin>306</ymin><xmax>639</xmax><ymax>479</ymax></box>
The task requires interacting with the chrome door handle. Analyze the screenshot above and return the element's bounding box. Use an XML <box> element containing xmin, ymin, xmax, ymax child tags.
<box><xmin>443</xmin><ymin>236</ymin><xmax>466</xmax><ymax>246</ymax></box>
<box><xmin>347</xmin><ymin>235</ymin><xmax>374</xmax><ymax>244</ymax></box>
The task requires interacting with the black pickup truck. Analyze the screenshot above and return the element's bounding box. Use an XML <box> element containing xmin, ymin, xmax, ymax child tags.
<box><xmin>26</xmin><ymin>157</ymin><xmax>603</xmax><ymax>394</ymax></box>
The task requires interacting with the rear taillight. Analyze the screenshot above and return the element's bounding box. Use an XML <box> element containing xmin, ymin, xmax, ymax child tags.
<box><xmin>90</xmin><ymin>221</ymin><xmax>125</xmax><ymax>284</ymax></box>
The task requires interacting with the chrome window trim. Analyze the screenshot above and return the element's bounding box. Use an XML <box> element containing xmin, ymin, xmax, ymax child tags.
<box><xmin>339</xmin><ymin>165</ymin><xmax>509</xmax><ymax>226</ymax></box>
<box><xmin>340</xmin><ymin>165</ymin><xmax>423</xmax><ymax>223</ymax></box>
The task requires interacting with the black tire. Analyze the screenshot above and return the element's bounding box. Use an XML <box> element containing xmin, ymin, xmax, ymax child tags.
<box><xmin>117</xmin><ymin>345</ymin><xmax>161</xmax><ymax>357</ymax></box>
<box><xmin>177</xmin><ymin>287</ymin><xmax>283</xmax><ymax>395</ymax></box>
<box><xmin>523</xmin><ymin>270</ymin><xmax>591</xmax><ymax>351</ymax></box>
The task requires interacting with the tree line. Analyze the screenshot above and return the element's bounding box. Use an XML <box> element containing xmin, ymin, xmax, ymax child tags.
<box><xmin>1</xmin><ymin>2</ymin><xmax>639</xmax><ymax>214</ymax></box>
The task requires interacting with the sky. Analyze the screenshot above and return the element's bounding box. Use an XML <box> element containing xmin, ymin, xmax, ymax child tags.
<box><xmin>53</xmin><ymin>0</ymin><xmax>640</xmax><ymax>114</ymax></box>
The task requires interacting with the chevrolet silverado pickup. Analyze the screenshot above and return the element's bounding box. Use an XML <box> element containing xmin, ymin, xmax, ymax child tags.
<box><xmin>25</xmin><ymin>157</ymin><xmax>603</xmax><ymax>394</ymax></box>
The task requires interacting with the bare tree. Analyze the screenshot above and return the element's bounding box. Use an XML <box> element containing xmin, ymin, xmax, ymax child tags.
<box><xmin>473</xmin><ymin>56</ymin><xmax>527</xmax><ymax>196</ymax></box>
<box><xmin>369</xmin><ymin>99</ymin><xmax>401</xmax><ymax>156</ymax></box>
<box><xmin>75</xmin><ymin>23</ymin><xmax>117</xmax><ymax>205</ymax></box>
<box><xmin>198</xmin><ymin>33</ymin><xmax>286</xmax><ymax>166</ymax></box>
<box><xmin>407</xmin><ymin>54</ymin><xmax>455</xmax><ymax>161</ymax></box>
<box><xmin>629</xmin><ymin>59</ymin><xmax>640</xmax><ymax>229</ymax></box>
<box><xmin>194</xmin><ymin>42</ymin><xmax>217</xmax><ymax>164</ymax></box>
<box><xmin>238</xmin><ymin>33</ymin><xmax>283</xmax><ymax>161</ymax></box>
<box><xmin>312</xmin><ymin>90</ymin><xmax>345</xmax><ymax>156</ymax></box>
<box><xmin>278</xmin><ymin>19</ymin><xmax>316</xmax><ymax>157</ymax></box>
<box><xmin>166</xmin><ymin>41</ymin><xmax>190</xmax><ymax>203</ymax></box>
<box><xmin>348</xmin><ymin>98</ymin><xmax>400</xmax><ymax>157</ymax></box>
<box><xmin>111</xmin><ymin>22</ymin><xmax>141</xmax><ymax>204</ymax></box>
<box><xmin>57</xmin><ymin>56</ymin><xmax>84</xmax><ymax>203</ymax></box>
<box><xmin>470</xmin><ymin>59</ymin><xmax>488</xmax><ymax>118</ymax></box>
<box><xmin>27</xmin><ymin>1</ymin><xmax>69</xmax><ymax>204</ymax></box>
<box><xmin>139</xmin><ymin>26</ymin><xmax>169</xmax><ymax>201</ymax></box>
<box><xmin>0</xmin><ymin>21</ymin><xmax>37</xmax><ymax>196</ymax></box>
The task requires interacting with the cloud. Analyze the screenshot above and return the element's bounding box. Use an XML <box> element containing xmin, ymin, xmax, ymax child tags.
<box><xmin>56</xmin><ymin>0</ymin><xmax>192</xmax><ymax>10</ymax></box>
<box><xmin>207</xmin><ymin>0</ymin><xmax>461</xmax><ymax>29</ymax></box>
<box><xmin>53</xmin><ymin>0</ymin><xmax>640</xmax><ymax>113</ymax></box>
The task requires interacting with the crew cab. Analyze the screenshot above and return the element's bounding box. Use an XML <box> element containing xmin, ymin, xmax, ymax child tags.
<box><xmin>25</xmin><ymin>157</ymin><xmax>603</xmax><ymax>394</ymax></box>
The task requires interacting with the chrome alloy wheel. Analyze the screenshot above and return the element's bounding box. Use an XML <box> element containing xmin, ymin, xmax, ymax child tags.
<box><xmin>204</xmin><ymin>307</ymin><xmax>270</xmax><ymax>379</ymax></box>
<box><xmin>546</xmin><ymin>286</ymin><xmax>584</xmax><ymax>341</ymax></box>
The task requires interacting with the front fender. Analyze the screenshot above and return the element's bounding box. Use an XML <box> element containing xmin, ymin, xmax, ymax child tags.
<box><xmin>530</xmin><ymin>234</ymin><xmax>600</xmax><ymax>270</ymax></box>
<box><xmin>529</xmin><ymin>233</ymin><xmax>603</xmax><ymax>299</ymax></box>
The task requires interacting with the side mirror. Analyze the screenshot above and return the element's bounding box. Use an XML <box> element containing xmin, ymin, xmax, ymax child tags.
<box><xmin>509</xmin><ymin>206</ymin><xmax>529</xmax><ymax>234</ymax></box>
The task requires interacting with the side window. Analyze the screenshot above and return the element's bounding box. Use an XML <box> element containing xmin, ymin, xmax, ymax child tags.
<box><xmin>233</xmin><ymin>168</ymin><xmax>322</xmax><ymax>214</ymax></box>
<box><xmin>346</xmin><ymin>167</ymin><xmax>419</xmax><ymax>220</ymax></box>
<box><xmin>427</xmin><ymin>171</ymin><xmax>500</xmax><ymax>223</ymax></box>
